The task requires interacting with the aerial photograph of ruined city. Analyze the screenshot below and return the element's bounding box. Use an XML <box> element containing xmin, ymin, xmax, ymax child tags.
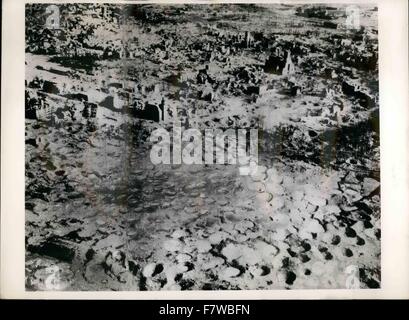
<box><xmin>25</xmin><ymin>3</ymin><xmax>380</xmax><ymax>291</ymax></box>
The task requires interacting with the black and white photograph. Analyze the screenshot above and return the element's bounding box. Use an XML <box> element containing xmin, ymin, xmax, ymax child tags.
<box><xmin>23</xmin><ymin>2</ymin><xmax>382</xmax><ymax>291</ymax></box>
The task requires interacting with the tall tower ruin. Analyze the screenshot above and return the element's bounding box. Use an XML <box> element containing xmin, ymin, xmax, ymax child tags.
<box><xmin>282</xmin><ymin>50</ymin><xmax>295</xmax><ymax>76</ymax></box>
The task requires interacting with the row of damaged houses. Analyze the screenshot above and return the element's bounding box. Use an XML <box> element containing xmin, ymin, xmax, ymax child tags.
<box><xmin>25</xmin><ymin>74</ymin><xmax>167</xmax><ymax>125</ymax></box>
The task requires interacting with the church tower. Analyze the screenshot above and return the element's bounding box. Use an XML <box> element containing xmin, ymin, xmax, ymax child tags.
<box><xmin>282</xmin><ymin>50</ymin><xmax>295</xmax><ymax>76</ymax></box>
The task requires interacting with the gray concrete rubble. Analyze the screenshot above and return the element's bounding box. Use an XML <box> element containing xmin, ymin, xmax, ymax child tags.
<box><xmin>25</xmin><ymin>3</ymin><xmax>380</xmax><ymax>290</ymax></box>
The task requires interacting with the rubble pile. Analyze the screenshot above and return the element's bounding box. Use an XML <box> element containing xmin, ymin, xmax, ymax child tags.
<box><xmin>25</xmin><ymin>4</ymin><xmax>380</xmax><ymax>290</ymax></box>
